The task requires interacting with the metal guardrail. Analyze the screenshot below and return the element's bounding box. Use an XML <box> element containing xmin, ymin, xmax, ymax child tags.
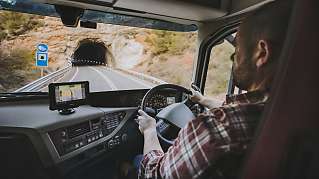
<box><xmin>15</xmin><ymin>65</ymin><xmax>72</xmax><ymax>92</ymax></box>
<box><xmin>116</xmin><ymin>68</ymin><xmax>167</xmax><ymax>85</ymax></box>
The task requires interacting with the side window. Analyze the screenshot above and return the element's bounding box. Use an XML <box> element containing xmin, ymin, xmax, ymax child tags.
<box><xmin>204</xmin><ymin>33</ymin><xmax>235</xmax><ymax>101</ymax></box>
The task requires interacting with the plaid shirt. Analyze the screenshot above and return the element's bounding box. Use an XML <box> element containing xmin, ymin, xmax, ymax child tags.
<box><xmin>138</xmin><ymin>90</ymin><xmax>269</xmax><ymax>179</ymax></box>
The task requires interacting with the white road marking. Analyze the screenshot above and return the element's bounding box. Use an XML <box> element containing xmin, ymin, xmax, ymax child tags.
<box><xmin>89</xmin><ymin>66</ymin><xmax>117</xmax><ymax>90</ymax></box>
<box><xmin>69</xmin><ymin>66</ymin><xmax>79</xmax><ymax>82</ymax></box>
<box><xmin>103</xmin><ymin>67</ymin><xmax>152</xmax><ymax>88</ymax></box>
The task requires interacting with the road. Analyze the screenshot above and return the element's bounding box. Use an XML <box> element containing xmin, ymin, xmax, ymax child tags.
<box><xmin>57</xmin><ymin>66</ymin><xmax>155</xmax><ymax>91</ymax></box>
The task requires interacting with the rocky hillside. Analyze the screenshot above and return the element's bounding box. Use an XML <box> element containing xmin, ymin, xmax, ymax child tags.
<box><xmin>0</xmin><ymin>10</ymin><xmax>233</xmax><ymax>98</ymax></box>
<box><xmin>0</xmin><ymin>16</ymin><xmax>146</xmax><ymax>70</ymax></box>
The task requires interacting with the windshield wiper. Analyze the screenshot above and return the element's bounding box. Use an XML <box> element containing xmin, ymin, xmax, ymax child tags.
<box><xmin>0</xmin><ymin>92</ymin><xmax>48</xmax><ymax>96</ymax></box>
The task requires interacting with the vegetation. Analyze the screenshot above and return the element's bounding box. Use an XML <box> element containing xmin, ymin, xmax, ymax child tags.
<box><xmin>0</xmin><ymin>48</ymin><xmax>41</xmax><ymax>92</ymax></box>
<box><xmin>205</xmin><ymin>41</ymin><xmax>234</xmax><ymax>98</ymax></box>
<box><xmin>0</xmin><ymin>11</ymin><xmax>44</xmax><ymax>41</ymax></box>
<box><xmin>145</xmin><ymin>30</ymin><xmax>196</xmax><ymax>55</ymax></box>
<box><xmin>0</xmin><ymin>11</ymin><xmax>43</xmax><ymax>92</ymax></box>
<box><xmin>133</xmin><ymin>30</ymin><xmax>197</xmax><ymax>88</ymax></box>
<box><xmin>135</xmin><ymin>32</ymin><xmax>234</xmax><ymax>100</ymax></box>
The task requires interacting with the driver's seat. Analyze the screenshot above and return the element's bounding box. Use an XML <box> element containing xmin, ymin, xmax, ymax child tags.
<box><xmin>240</xmin><ymin>0</ymin><xmax>319</xmax><ymax>178</ymax></box>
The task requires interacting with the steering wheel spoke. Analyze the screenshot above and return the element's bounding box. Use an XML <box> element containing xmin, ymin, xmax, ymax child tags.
<box><xmin>156</xmin><ymin>119</ymin><xmax>170</xmax><ymax>133</ymax></box>
<box><xmin>144</xmin><ymin>107</ymin><xmax>157</xmax><ymax>118</ymax></box>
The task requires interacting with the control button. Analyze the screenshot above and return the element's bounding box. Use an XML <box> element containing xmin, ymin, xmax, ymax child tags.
<box><xmin>61</xmin><ymin>139</ymin><xmax>67</xmax><ymax>143</ymax></box>
<box><xmin>75</xmin><ymin>144</ymin><xmax>79</xmax><ymax>148</ymax></box>
<box><xmin>92</xmin><ymin>136</ymin><xmax>96</xmax><ymax>140</ymax></box>
<box><xmin>88</xmin><ymin>138</ymin><xmax>91</xmax><ymax>143</ymax></box>
<box><xmin>61</xmin><ymin>131</ymin><xmax>67</xmax><ymax>137</ymax></box>
<box><xmin>99</xmin><ymin>132</ymin><xmax>103</xmax><ymax>138</ymax></box>
<box><xmin>79</xmin><ymin>142</ymin><xmax>84</xmax><ymax>146</ymax></box>
<box><xmin>108</xmin><ymin>140</ymin><xmax>114</xmax><ymax>149</ymax></box>
<box><xmin>120</xmin><ymin>113</ymin><xmax>125</xmax><ymax>119</ymax></box>
<box><xmin>122</xmin><ymin>134</ymin><xmax>128</xmax><ymax>142</ymax></box>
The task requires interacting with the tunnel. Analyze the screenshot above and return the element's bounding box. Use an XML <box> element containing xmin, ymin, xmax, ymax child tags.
<box><xmin>72</xmin><ymin>39</ymin><xmax>108</xmax><ymax>66</ymax></box>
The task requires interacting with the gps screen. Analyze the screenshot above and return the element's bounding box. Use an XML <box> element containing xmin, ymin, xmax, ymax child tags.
<box><xmin>49</xmin><ymin>81</ymin><xmax>89</xmax><ymax>111</ymax></box>
<box><xmin>54</xmin><ymin>83</ymin><xmax>86</xmax><ymax>103</ymax></box>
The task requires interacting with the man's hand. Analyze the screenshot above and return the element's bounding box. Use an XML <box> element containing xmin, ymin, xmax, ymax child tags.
<box><xmin>189</xmin><ymin>88</ymin><xmax>205</xmax><ymax>104</ymax></box>
<box><xmin>136</xmin><ymin>110</ymin><xmax>157</xmax><ymax>134</ymax></box>
<box><xmin>189</xmin><ymin>88</ymin><xmax>223</xmax><ymax>109</ymax></box>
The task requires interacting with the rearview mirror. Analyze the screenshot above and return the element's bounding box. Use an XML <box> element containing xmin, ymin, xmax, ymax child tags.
<box><xmin>55</xmin><ymin>5</ymin><xmax>84</xmax><ymax>27</ymax></box>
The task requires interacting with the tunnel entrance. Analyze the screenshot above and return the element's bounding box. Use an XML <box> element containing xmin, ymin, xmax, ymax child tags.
<box><xmin>72</xmin><ymin>39</ymin><xmax>107</xmax><ymax>66</ymax></box>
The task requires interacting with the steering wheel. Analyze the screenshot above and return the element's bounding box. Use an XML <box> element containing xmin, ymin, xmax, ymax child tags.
<box><xmin>141</xmin><ymin>84</ymin><xmax>197</xmax><ymax>145</ymax></box>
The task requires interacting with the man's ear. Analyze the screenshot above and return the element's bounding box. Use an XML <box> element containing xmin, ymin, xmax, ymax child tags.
<box><xmin>255</xmin><ymin>40</ymin><xmax>270</xmax><ymax>68</ymax></box>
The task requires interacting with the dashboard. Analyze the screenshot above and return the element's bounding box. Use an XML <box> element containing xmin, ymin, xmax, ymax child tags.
<box><xmin>0</xmin><ymin>88</ymin><xmax>185</xmax><ymax>177</ymax></box>
<box><xmin>49</xmin><ymin>111</ymin><xmax>128</xmax><ymax>157</ymax></box>
<box><xmin>89</xmin><ymin>88</ymin><xmax>184</xmax><ymax>109</ymax></box>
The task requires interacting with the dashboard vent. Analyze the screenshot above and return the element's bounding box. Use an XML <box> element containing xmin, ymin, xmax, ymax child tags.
<box><xmin>67</xmin><ymin>121</ymin><xmax>90</xmax><ymax>139</ymax></box>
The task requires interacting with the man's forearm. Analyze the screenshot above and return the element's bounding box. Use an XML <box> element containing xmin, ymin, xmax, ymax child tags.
<box><xmin>143</xmin><ymin>129</ymin><xmax>163</xmax><ymax>155</ymax></box>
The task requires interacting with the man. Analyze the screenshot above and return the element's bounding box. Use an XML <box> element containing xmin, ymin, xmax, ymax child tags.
<box><xmin>136</xmin><ymin>1</ymin><xmax>291</xmax><ymax>178</ymax></box>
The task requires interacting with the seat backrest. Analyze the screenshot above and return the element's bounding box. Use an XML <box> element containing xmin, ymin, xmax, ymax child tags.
<box><xmin>240</xmin><ymin>0</ymin><xmax>319</xmax><ymax>178</ymax></box>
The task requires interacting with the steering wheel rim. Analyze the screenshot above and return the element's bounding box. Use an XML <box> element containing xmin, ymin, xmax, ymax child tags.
<box><xmin>141</xmin><ymin>83</ymin><xmax>192</xmax><ymax>112</ymax></box>
<box><xmin>141</xmin><ymin>84</ymin><xmax>193</xmax><ymax>145</ymax></box>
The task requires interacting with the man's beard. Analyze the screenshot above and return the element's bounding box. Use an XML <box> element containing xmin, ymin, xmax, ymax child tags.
<box><xmin>233</xmin><ymin>54</ymin><xmax>256</xmax><ymax>91</ymax></box>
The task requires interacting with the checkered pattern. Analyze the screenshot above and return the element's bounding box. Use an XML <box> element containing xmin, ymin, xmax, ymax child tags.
<box><xmin>138</xmin><ymin>91</ymin><xmax>269</xmax><ymax>179</ymax></box>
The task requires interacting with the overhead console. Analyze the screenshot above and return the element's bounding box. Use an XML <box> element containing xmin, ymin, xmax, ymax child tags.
<box><xmin>49</xmin><ymin>111</ymin><xmax>127</xmax><ymax>156</ymax></box>
<box><xmin>113</xmin><ymin>0</ymin><xmax>227</xmax><ymax>21</ymax></box>
<box><xmin>43</xmin><ymin>0</ymin><xmax>229</xmax><ymax>24</ymax></box>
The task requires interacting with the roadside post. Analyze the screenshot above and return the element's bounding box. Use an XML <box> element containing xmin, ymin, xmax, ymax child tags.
<box><xmin>35</xmin><ymin>43</ymin><xmax>49</xmax><ymax>77</ymax></box>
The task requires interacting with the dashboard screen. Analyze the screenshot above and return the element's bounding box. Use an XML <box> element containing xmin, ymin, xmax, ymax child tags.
<box><xmin>166</xmin><ymin>97</ymin><xmax>176</xmax><ymax>105</ymax></box>
<box><xmin>55</xmin><ymin>84</ymin><xmax>86</xmax><ymax>103</ymax></box>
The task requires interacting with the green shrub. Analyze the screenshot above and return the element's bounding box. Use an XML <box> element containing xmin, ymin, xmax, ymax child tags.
<box><xmin>145</xmin><ymin>30</ymin><xmax>196</xmax><ymax>55</ymax></box>
<box><xmin>0</xmin><ymin>48</ymin><xmax>40</xmax><ymax>92</ymax></box>
<box><xmin>0</xmin><ymin>11</ymin><xmax>44</xmax><ymax>41</ymax></box>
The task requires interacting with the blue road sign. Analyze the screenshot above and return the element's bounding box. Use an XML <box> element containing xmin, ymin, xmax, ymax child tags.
<box><xmin>36</xmin><ymin>44</ymin><xmax>48</xmax><ymax>67</ymax></box>
<box><xmin>36</xmin><ymin>52</ymin><xmax>48</xmax><ymax>67</ymax></box>
<box><xmin>37</xmin><ymin>44</ymin><xmax>48</xmax><ymax>52</ymax></box>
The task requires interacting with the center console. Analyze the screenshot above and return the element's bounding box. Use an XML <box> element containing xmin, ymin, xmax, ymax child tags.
<box><xmin>49</xmin><ymin>111</ymin><xmax>127</xmax><ymax>156</ymax></box>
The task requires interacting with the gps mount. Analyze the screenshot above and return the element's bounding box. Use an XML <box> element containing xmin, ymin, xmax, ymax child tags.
<box><xmin>58</xmin><ymin>108</ymin><xmax>75</xmax><ymax>115</ymax></box>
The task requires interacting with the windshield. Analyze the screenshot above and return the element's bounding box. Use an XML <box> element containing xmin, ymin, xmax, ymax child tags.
<box><xmin>0</xmin><ymin>0</ymin><xmax>197</xmax><ymax>93</ymax></box>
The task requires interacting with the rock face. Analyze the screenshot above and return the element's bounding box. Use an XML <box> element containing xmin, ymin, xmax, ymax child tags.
<box><xmin>0</xmin><ymin>14</ymin><xmax>201</xmax><ymax>93</ymax></box>
<box><xmin>112</xmin><ymin>36</ymin><xmax>144</xmax><ymax>69</ymax></box>
<box><xmin>0</xmin><ymin>16</ymin><xmax>146</xmax><ymax>71</ymax></box>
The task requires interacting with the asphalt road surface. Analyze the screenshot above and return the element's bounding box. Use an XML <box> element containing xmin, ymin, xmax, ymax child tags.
<box><xmin>58</xmin><ymin>66</ymin><xmax>155</xmax><ymax>91</ymax></box>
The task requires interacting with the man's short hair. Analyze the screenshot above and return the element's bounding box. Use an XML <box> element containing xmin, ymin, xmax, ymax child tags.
<box><xmin>240</xmin><ymin>1</ymin><xmax>292</xmax><ymax>61</ymax></box>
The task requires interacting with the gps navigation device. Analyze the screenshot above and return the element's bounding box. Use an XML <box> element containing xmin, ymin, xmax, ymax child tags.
<box><xmin>49</xmin><ymin>81</ymin><xmax>89</xmax><ymax>114</ymax></box>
